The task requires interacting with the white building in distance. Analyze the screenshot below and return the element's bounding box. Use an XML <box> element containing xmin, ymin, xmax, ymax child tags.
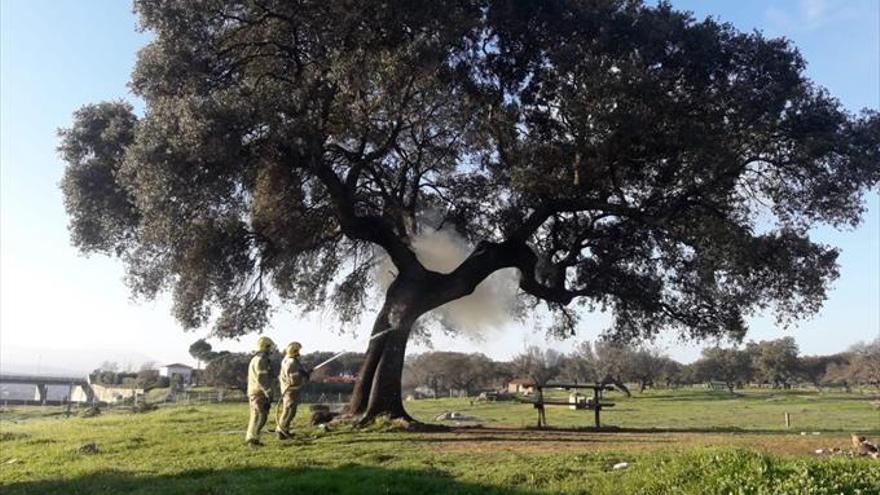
<box><xmin>159</xmin><ymin>363</ymin><xmax>194</xmax><ymax>385</ymax></box>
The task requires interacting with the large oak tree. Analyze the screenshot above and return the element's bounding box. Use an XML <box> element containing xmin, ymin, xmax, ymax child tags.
<box><xmin>61</xmin><ymin>0</ymin><xmax>878</xmax><ymax>422</ymax></box>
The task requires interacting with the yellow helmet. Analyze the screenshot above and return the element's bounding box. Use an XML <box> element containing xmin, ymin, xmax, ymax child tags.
<box><xmin>255</xmin><ymin>336</ymin><xmax>277</xmax><ymax>353</ymax></box>
<box><xmin>285</xmin><ymin>342</ymin><xmax>302</xmax><ymax>357</ymax></box>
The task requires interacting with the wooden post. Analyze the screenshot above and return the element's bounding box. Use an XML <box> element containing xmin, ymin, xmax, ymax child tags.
<box><xmin>536</xmin><ymin>386</ymin><xmax>545</xmax><ymax>428</ymax></box>
<box><xmin>593</xmin><ymin>387</ymin><xmax>600</xmax><ymax>428</ymax></box>
<box><xmin>784</xmin><ymin>412</ymin><xmax>791</xmax><ymax>428</ymax></box>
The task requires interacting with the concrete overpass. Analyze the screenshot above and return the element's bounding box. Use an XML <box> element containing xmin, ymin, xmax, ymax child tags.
<box><xmin>0</xmin><ymin>373</ymin><xmax>92</xmax><ymax>404</ymax></box>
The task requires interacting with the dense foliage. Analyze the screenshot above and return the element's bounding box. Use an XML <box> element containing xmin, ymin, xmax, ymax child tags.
<box><xmin>61</xmin><ymin>0</ymin><xmax>879</xmax><ymax>418</ymax></box>
<box><xmin>203</xmin><ymin>353</ymin><xmax>252</xmax><ymax>392</ymax></box>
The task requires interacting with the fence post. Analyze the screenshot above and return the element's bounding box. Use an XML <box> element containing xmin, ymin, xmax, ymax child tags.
<box><xmin>784</xmin><ymin>412</ymin><xmax>791</xmax><ymax>428</ymax></box>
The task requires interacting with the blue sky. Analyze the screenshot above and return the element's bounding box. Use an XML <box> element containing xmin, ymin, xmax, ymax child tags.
<box><xmin>1</xmin><ymin>0</ymin><xmax>877</xmax><ymax>373</ymax></box>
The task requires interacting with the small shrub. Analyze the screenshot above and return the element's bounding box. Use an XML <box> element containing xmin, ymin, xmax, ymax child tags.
<box><xmin>310</xmin><ymin>410</ymin><xmax>338</xmax><ymax>425</ymax></box>
<box><xmin>76</xmin><ymin>442</ymin><xmax>99</xmax><ymax>455</ymax></box>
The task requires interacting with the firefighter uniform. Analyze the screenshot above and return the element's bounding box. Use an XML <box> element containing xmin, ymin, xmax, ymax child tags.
<box><xmin>276</xmin><ymin>342</ymin><xmax>309</xmax><ymax>439</ymax></box>
<box><xmin>245</xmin><ymin>336</ymin><xmax>276</xmax><ymax>446</ymax></box>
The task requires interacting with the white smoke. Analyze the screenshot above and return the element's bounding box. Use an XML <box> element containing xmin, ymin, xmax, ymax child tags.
<box><xmin>375</xmin><ymin>229</ymin><xmax>519</xmax><ymax>339</ymax></box>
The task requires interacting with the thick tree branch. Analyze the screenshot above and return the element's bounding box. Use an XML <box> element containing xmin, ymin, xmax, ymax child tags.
<box><xmin>309</xmin><ymin>156</ymin><xmax>421</xmax><ymax>271</ymax></box>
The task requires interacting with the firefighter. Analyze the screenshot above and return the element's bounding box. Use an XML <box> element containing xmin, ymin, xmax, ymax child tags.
<box><xmin>276</xmin><ymin>341</ymin><xmax>310</xmax><ymax>440</ymax></box>
<box><xmin>245</xmin><ymin>336</ymin><xmax>276</xmax><ymax>447</ymax></box>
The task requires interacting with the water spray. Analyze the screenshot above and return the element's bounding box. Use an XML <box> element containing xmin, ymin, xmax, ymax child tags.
<box><xmin>309</xmin><ymin>327</ymin><xmax>395</xmax><ymax>372</ymax></box>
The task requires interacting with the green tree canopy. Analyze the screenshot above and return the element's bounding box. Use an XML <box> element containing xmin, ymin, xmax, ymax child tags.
<box><xmin>747</xmin><ymin>337</ymin><xmax>800</xmax><ymax>388</ymax></box>
<box><xmin>188</xmin><ymin>338</ymin><xmax>215</xmax><ymax>367</ymax></box>
<box><xmin>695</xmin><ymin>346</ymin><xmax>753</xmax><ymax>393</ymax></box>
<box><xmin>404</xmin><ymin>351</ymin><xmax>495</xmax><ymax>396</ymax></box>
<box><xmin>203</xmin><ymin>352</ymin><xmax>251</xmax><ymax>392</ymax></box>
<box><xmin>60</xmin><ymin>0</ymin><xmax>879</xmax><ymax>420</ymax></box>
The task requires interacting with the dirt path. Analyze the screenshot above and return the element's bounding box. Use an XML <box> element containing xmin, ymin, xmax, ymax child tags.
<box><xmin>390</xmin><ymin>426</ymin><xmax>857</xmax><ymax>456</ymax></box>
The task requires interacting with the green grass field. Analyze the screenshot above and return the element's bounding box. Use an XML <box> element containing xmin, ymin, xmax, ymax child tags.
<box><xmin>1</xmin><ymin>388</ymin><xmax>878</xmax><ymax>494</ymax></box>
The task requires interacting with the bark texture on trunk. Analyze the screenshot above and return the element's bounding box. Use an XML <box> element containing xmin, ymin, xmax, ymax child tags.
<box><xmin>347</xmin><ymin>280</ymin><xmax>420</xmax><ymax>423</ymax></box>
<box><xmin>346</xmin><ymin>247</ymin><xmax>505</xmax><ymax>423</ymax></box>
<box><xmin>361</xmin><ymin>325</ymin><xmax>413</xmax><ymax>422</ymax></box>
<box><xmin>348</xmin><ymin>307</ymin><xmax>392</xmax><ymax>416</ymax></box>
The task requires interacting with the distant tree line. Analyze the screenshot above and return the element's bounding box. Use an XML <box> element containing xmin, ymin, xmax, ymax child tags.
<box><xmin>182</xmin><ymin>336</ymin><xmax>878</xmax><ymax>397</ymax></box>
<box><xmin>403</xmin><ymin>352</ymin><xmax>512</xmax><ymax>398</ymax></box>
<box><xmin>690</xmin><ymin>338</ymin><xmax>880</xmax><ymax>393</ymax></box>
<box><xmin>90</xmin><ymin>361</ymin><xmax>169</xmax><ymax>390</ymax></box>
<box><xmin>191</xmin><ymin>339</ymin><xmax>367</xmax><ymax>395</ymax></box>
<box><xmin>402</xmin><ymin>337</ymin><xmax>880</xmax><ymax>397</ymax></box>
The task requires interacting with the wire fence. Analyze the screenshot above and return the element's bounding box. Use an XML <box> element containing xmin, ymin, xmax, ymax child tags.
<box><xmin>1</xmin><ymin>390</ymin><xmax>353</xmax><ymax>411</ymax></box>
<box><xmin>158</xmin><ymin>390</ymin><xmax>351</xmax><ymax>405</ymax></box>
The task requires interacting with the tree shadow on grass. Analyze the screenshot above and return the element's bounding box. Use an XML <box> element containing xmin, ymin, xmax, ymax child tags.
<box><xmin>3</xmin><ymin>465</ymin><xmax>532</xmax><ymax>495</ymax></box>
<box><xmin>328</xmin><ymin>433</ymin><xmax>675</xmax><ymax>446</ymax></box>
<box><xmin>520</xmin><ymin>426</ymin><xmax>880</xmax><ymax>435</ymax></box>
<box><xmin>349</xmin><ymin>424</ymin><xmax>880</xmax><ymax>437</ymax></box>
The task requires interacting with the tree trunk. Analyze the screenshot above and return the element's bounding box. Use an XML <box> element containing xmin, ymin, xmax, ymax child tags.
<box><xmin>360</xmin><ymin>325</ymin><xmax>414</xmax><ymax>423</ymax></box>
<box><xmin>348</xmin><ymin>306</ymin><xmax>392</xmax><ymax>416</ymax></box>
<box><xmin>348</xmin><ymin>280</ymin><xmax>421</xmax><ymax>423</ymax></box>
<box><xmin>599</xmin><ymin>374</ymin><xmax>631</xmax><ymax>397</ymax></box>
<box><xmin>346</xmin><ymin>256</ymin><xmax>495</xmax><ymax>424</ymax></box>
